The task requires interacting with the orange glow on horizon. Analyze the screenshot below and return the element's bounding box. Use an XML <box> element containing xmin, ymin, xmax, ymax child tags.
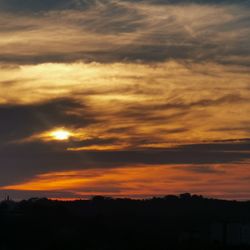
<box><xmin>2</xmin><ymin>163</ymin><xmax>250</xmax><ymax>200</ymax></box>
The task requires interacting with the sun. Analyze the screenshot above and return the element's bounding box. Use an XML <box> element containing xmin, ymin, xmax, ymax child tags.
<box><xmin>51</xmin><ymin>129</ymin><xmax>71</xmax><ymax>141</ymax></box>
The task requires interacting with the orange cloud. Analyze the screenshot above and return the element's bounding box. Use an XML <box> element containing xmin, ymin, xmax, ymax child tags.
<box><xmin>2</xmin><ymin>61</ymin><xmax>249</xmax><ymax>149</ymax></box>
<box><xmin>2</xmin><ymin>163</ymin><xmax>250</xmax><ymax>200</ymax></box>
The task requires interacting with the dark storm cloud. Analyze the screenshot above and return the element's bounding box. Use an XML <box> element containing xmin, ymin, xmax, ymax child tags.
<box><xmin>177</xmin><ymin>139</ymin><xmax>250</xmax><ymax>152</ymax></box>
<box><xmin>85</xmin><ymin>141</ymin><xmax>250</xmax><ymax>166</ymax></box>
<box><xmin>73</xmin><ymin>138</ymin><xmax>118</xmax><ymax>145</ymax></box>
<box><xmin>1</xmin><ymin>138</ymin><xmax>250</xmax><ymax>187</ymax></box>
<box><xmin>0</xmin><ymin>98</ymin><xmax>94</xmax><ymax>144</ymax></box>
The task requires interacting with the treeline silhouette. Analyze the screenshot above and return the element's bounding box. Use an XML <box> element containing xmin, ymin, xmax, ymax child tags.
<box><xmin>1</xmin><ymin>193</ymin><xmax>250</xmax><ymax>250</ymax></box>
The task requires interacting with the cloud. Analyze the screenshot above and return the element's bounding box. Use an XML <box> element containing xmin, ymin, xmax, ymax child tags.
<box><xmin>0</xmin><ymin>61</ymin><xmax>249</xmax><ymax>152</ymax></box>
<box><xmin>0</xmin><ymin>0</ymin><xmax>250</xmax><ymax>199</ymax></box>
<box><xmin>176</xmin><ymin>165</ymin><xmax>225</xmax><ymax>174</ymax></box>
<box><xmin>0</xmin><ymin>0</ymin><xmax>88</xmax><ymax>12</ymax></box>
<box><xmin>0</xmin><ymin>98</ymin><xmax>95</xmax><ymax>144</ymax></box>
<box><xmin>1</xmin><ymin>162</ymin><xmax>250</xmax><ymax>200</ymax></box>
<box><xmin>0</xmin><ymin>0</ymin><xmax>249</xmax><ymax>13</ymax></box>
<box><xmin>0</xmin><ymin>1</ymin><xmax>249</xmax><ymax>65</ymax></box>
<box><xmin>0</xmin><ymin>137</ymin><xmax>250</xmax><ymax>187</ymax></box>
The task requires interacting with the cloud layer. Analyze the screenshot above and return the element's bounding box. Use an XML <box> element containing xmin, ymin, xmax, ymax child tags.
<box><xmin>0</xmin><ymin>0</ymin><xmax>249</xmax><ymax>199</ymax></box>
<box><xmin>0</xmin><ymin>0</ymin><xmax>249</xmax><ymax>65</ymax></box>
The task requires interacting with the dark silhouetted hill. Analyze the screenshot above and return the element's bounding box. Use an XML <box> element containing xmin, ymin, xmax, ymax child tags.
<box><xmin>1</xmin><ymin>194</ymin><xmax>250</xmax><ymax>250</ymax></box>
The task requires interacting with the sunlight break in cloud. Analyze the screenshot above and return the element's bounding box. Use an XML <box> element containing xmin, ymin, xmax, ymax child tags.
<box><xmin>0</xmin><ymin>0</ymin><xmax>249</xmax><ymax>200</ymax></box>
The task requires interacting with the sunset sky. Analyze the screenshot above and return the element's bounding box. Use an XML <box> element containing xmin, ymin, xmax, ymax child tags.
<box><xmin>0</xmin><ymin>0</ymin><xmax>250</xmax><ymax>200</ymax></box>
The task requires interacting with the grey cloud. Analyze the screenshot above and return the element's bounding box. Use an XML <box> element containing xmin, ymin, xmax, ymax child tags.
<box><xmin>0</xmin><ymin>0</ymin><xmax>249</xmax><ymax>13</ymax></box>
<box><xmin>69</xmin><ymin>138</ymin><xmax>120</xmax><ymax>147</ymax></box>
<box><xmin>0</xmin><ymin>139</ymin><xmax>250</xmax><ymax>187</ymax></box>
<box><xmin>0</xmin><ymin>98</ymin><xmax>95</xmax><ymax>144</ymax></box>
<box><xmin>0</xmin><ymin>1</ymin><xmax>249</xmax><ymax>66</ymax></box>
<box><xmin>0</xmin><ymin>0</ymin><xmax>89</xmax><ymax>12</ymax></box>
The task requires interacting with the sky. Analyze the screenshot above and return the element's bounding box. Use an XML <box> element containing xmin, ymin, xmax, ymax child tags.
<box><xmin>0</xmin><ymin>0</ymin><xmax>250</xmax><ymax>200</ymax></box>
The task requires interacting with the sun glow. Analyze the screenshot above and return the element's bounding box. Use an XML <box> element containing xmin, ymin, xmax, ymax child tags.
<box><xmin>51</xmin><ymin>129</ymin><xmax>71</xmax><ymax>141</ymax></box>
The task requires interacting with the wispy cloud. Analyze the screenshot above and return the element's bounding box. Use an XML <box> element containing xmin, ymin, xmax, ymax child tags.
<box><xmin>0</xmin><ymin>1</ymin><xmax>249</xmax><ymax>65</ymax></box>
<box><xmin>0</xmin><ymin>0</ymin><xmax>249</xmax><ymax>199</ymax></box>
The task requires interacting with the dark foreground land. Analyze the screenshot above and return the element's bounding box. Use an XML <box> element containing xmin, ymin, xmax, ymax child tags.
<box><xmin>1</xmin><ymin>194</ymin><xmax>250</xmax><ymax>250</ymax></box>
